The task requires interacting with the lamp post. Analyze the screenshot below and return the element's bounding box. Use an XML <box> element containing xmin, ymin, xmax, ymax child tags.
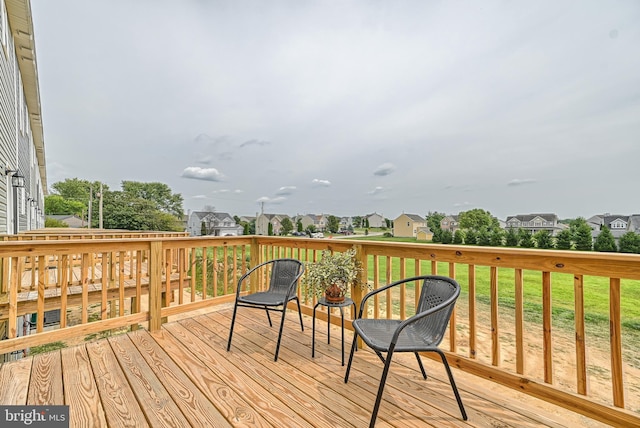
<box><xmin>9</xmin><ymin>171</ymin><xmax>25</xmax><ymax>235</ymax></box>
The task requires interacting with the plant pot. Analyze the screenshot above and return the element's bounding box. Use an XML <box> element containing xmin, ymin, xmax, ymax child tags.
<box><xmin>325</xmin><ymin>283</ymin><xmax>345</xmax><ymax>303</ymax></box>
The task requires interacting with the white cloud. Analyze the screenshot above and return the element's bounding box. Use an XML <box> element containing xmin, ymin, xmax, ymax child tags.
<box><xmin>192</xmin><ymin>194</ymin><xmax>208</xmax><ymax>199</ymax></box>
<box><xmin>181</xmin><ymin>167</ymin><xmax>225</xmax><ymax>182</ymax></box>
<box><xmin>507</xmin><ymin>178</ymin><xmax>537</xmax><ymax>187</ymax></box>
<box><xmin>312</xmin><ymin>179</ymin><xmax>331</xmax><ymax>187</ymax></box>
<box><xmin>276</xmin><ymin>186</ymin><xmax>297</xmax><ymax>195</ymax></box>
<box><xmin>367</xmin><ymin>186</ymin><xmax>385</xmax><ymax>195</ymax></box>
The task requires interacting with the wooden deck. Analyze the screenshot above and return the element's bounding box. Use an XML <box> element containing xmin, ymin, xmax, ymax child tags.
<box><xmin>0</xmin><ymin>306</ymin><xmax>608</xmax><ymax>427</ymax></box>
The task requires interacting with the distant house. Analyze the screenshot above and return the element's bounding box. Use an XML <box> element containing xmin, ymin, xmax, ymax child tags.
<box><xmin>393</xmin><ymin>213</ymin><xmax>427</xmax><ymax>238</ymax></box>
<box><xmin>256</xmin><ymin>213</ymin><xmax>292</xmax><ymax>235</ymax></box>
<box><xmin>46</xmin><ymin>214</ymin><xmax>85</xmax><ymax>228</ymax></box>
<box><xmin>364</xmin><ymin>212</ymin><xmax>385</xmax><ymax>228</ymax></box>
<box><xmin>187</xmin><ymin>211</ymin><xmax>242</xmax><ymax>237</ymax></box>
<box><xmin>296</xmin><ymin>214</ymin><xmax>327</xmax><ymax>232</ymax></box>
<box><xmin>339</xmin><ymin>216</ymin><xmax>353</xmax><ymax>230</ymax></box>
<box><xmin>505</xmin><ymin>213</ymin><xmax>561</xmax><ymax>236</ymax></box>
<box><xmin>589</xmin><ymin>214</ymin><xmax>640</xmax><ymax>243</ymax></box>
<box><xmin>440</xmin><ymin>215</ymin><xmax>460</xmax><ymax>234</ymax></box>
<box><xmin>416</xmin><ymin>228</ymin><xmax>433</xmax><ymax>241</ymax></box>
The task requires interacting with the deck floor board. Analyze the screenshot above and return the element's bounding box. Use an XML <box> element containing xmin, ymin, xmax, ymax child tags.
<box><xmin>0</xmin><ymin>306</ymin><xmax>610</xmax><ymax>427</ymax></box>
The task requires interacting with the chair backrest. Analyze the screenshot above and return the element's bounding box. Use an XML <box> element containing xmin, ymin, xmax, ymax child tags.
<box><xmin>414</xmin><ymin>276</ymin><xmax>461</xmax><ymax>346</ymax></box>
<box><xmin>267</xmin><ymin>259</ymin><xmax>304</xmax><ymax>295</ymax></box>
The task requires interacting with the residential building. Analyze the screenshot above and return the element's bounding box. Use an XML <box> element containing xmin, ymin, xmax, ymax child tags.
<box><xmin>187</xmin><ymin>211</ymin><xmax>242</xmax><ymax>237</ymax></box>
<box><xmin>256</xmin><ymin>213</ymin><xmax>292</xmax><ymax>236</ymax></box>
<box><xmin>588</xmin><ymin>214</ymin><xmax>640</xmax><ymax>243</ymax></box>
<box><xmin>440</xmin><ymin>215</ymin><xmax>460</xmax><ymax>234</ymax></box>
<box><xmin>46</xmin><ymin>214</ymin><xmax>85</xmax><ymax>228</ymax></box>
<box><xmin>504</xmin><ymin>213</ymin><xmax>561</xmax><ymax>236</ymax></box>
<box><xmin>393</xmin><ymin>213</ymin><xmax>426</xmax><ymax>238</ymax></box>
<box><xmin>296</xmin><ymin>214</ymin><xmax>327</xmax><ymax>232</ymax></box>
<box><xmin>339</xmin><ymin>216</ymin><xmax>353</xmax><ymax>230</ymax></box>
<box><xmin>0</xmin><ymin>0</ymin><xmax>46</xmax><ymax>234</ymax></box>
<box><xmin>416</xmin><ymin>228</ymin><xmax>433</xmax><ymax>241</ymax></box>
<box><xmin>364</xmin><ymin>212</ymin><xmax>385</xmax><ymax>228</ymax></box>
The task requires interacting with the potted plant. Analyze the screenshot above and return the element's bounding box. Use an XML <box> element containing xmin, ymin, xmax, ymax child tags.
<box><xmin>304</xmin><ymin>248</ymin><xmax>364</xmax><ymax>303</ymax></box>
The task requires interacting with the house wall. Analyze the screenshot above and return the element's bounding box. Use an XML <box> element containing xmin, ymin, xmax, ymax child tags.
<box><xmin>0</xmin><ymin>0</ymin><xmax>45</xmax><ymax>234</ymax></box>
<box><xmin>393</xmin><ymin>214</ymin><xmax>416</xmax><ymax>237</ymax></box>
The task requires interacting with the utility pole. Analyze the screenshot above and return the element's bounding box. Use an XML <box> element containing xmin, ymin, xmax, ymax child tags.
<box><xmin>98</xmin><ymin>183</ymin><xmax>103</xmax><ymax>229</ymax></box>
<box><xmin>88</xmin><ymin>184</ymin><xmax>93</xmax><ymax>229</ymax></box>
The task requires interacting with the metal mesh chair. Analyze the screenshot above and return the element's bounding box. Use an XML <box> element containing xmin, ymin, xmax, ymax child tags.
<box><xmin>344</xmin><ymin>275</ymin><xmax>467</xmax><ymax>427</ymax></box>
<box><xmin>227</xmin><ymin>258</ymin><xmax>304</xmax><ymax>361</ymax></box>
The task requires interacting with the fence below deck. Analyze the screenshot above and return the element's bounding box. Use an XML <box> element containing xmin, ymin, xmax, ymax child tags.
<box><xmin>0</xmin><ymin>234</ymin><xmax>638</xmax><ymax>426</ymax></box>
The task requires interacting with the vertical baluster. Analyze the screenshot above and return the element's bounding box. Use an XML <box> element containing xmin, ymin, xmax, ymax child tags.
<box><xmin>515</xmin><ymin>268</ymin><xmax>525</xmax><ymax>374</ymax></box>
<box><xmin>490</xmin><ymin>266</ymin><xmax>499</xmax><ymax>366</ymax></box>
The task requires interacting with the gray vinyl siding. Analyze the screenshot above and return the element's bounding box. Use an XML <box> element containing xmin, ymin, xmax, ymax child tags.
<box><xmin>0</xmin><ymin>0</ymin><xmax>16</xmax><ymax>232</ymax></box>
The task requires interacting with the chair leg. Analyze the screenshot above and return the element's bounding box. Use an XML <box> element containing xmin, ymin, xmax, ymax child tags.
<box><xmin>295</xmin><ymin>297</ymin><xmax>304</xmax><ymax>331</ymax></box>
<box><xmin>415</xmin><ymin>352</ymin><xmax>427</xmax><ymax>379</ymax></box>
<box><xmin>265</xmin><ymin>306</ymin><xmax>273</xmax><ymax>327</ymax></box>
<box><xmin>227</xmin><ymin>301</ymin><xmax>239</xmax><ymax>352</ymax></box>
<box><xmin>273</xmin><ymin>306</ymin><xmax>288</xmax><ymax>362</ymax></box>
<box><xmin>436</xmin><ymin>349</ymin><xmax>468</xmax><ymax>421</ymax></box>
<box><xmin>370</xmin><ymin>348</ymin><xmax>395</xmax><ymax>428</ymax></box>
<box><xmin>344</xmin><ymin>333</ymin><xmax>359</xmax><ymax>383</ymax></box>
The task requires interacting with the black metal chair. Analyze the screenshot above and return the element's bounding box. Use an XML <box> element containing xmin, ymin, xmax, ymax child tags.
<box><xmin>227</xmin><ymin>258</ymin><xmax>304</xmax><ymax>361</ymax></box>
<box><xmin>344</xmin><ymin>275</ymin><xmax>467</xmax><ymax>427</ymax></box>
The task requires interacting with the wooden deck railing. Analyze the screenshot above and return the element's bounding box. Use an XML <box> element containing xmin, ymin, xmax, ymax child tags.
<box><xmin>0</xmin><ymin>234</ymin><xmax>638</xmax><ymax>426</ymax></box>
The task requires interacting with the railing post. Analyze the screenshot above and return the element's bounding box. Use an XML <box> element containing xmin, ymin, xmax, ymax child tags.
<box><xmin>249</xmin><ymin>238</ymin><xmax>260</xmax><ymax>293</ymax></box>
<box><xmin>352</xmin><ymin>244</ymin><xmax>366</xmax><ymax>317</ymax></box>
<box><xmin>149</xmin><ymin>241</ymin><xmax>163</xmax><ymax>331</ymax></box>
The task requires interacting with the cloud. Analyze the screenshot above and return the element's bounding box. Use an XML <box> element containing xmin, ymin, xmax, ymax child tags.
<box><xmin>276</xmin><ymin>186</ymin><xmax>297</xmax><ymax>196</ymax></box>
<box><xmin>507</xmin><ymin>178</ymin><xmax>537</xmax><ymax>187</ymax></box>
<box><xmin>181</xmin><ymin>166</ymin><xmax>225</xmax><ymax>182</ymax></box>
<box><xmin>240</xmin><ymin>139</ymin><xmax>270</xmax><ymax>148</ymax></box>
<box><xmin>192</xmin><ymin>194</ymin><xmax>208</xmax><ymax>199</ymax></box>
<box><xmin>256</xmin><ymin>196</ymin><xmax>287</xmax><ymax>204</ymax></box>
<box><xmin>454</xmin><ymin>201</ymin><xmax>473</xmax><ymax>207</ymax></box>
<box><xmin>373</xmin><ymin>163</ymin><xmax>396</xmax><ymax>177</ymax></box>
<box><xmin>367</xmin><ymin>186</ymin><xmax>385</xmax><ymax>195</ymax></box>
<box><xmin>312</xmin><ymin>178</ymin><xmax>331</xmax><ymax>187</ymax></box>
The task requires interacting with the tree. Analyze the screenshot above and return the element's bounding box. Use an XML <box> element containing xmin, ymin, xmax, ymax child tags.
<box><xmin>280</xmin><ymin>217</ymin><xmax>294</xmax><ymax>236</ymax></box>
<box><xmin>477</xmin><ymin>227</ymin><xmax>491</xmax><ymax>246</ymax></box>
<box><xmin>490</xmin><ymin>229</ymin><xmax>504</xmax><ymax>247</ymax></box>
<box><xmin>297</xmin><ymin>219</ymin><xmax>303</xmax><ymax>232</ymax></box>
<box><xmin>352</xmin><ymin>216</ymin><xmax>362</xmax><ymax>228</ymax></box>
<box><xmin>505</xmin><ymin>228</ymin><xmax>519</xmax><ymax>247</ymax></box>
<box><xmin>441</xmin><ymin>230</ymin><xmax>453</xmax><ymax>244</ymax></box>
<box><xmin>555</xmin><ymin>229</ymin><xmax>573</xmax><ymax>250</ymax></box>
<box><xmin>44</xmin><ymin>195</ymin><xmax>85</xmax><ymax>216</ymax></box>
<box><xmin>453</xmin><ymin>230</ymin><xmax>465</xmax><ymax>244</ymax></box>
<box><xmin>465</xmin><ymin>229</ymin><xmax>477</xmax><ymax>245</ymax></box>
<box><xmin>593</xmin><ymin>226</ymin><xmax>617</xmax><ymax>252</ymax></box>
<box><xmin>101</xmin><ymin>191</ymin><xmax>182</xmax><ymax>231</ymax></box>
<box><xmin>519</xmin><ymin>229</ymin><xmax>534</xmax><ymax>248</ymax></box>
<box><xmin>45</xmin><ymin>217</ymin><xmax>69</xmax><ymax>228</ymax></box>
<box><xmin>426</xmin><ymin>211</ymin><xmax>445</xmax><ymax>243</ymax></box>
<box><xmin>122</xmin><ymin>181</ymin><xmax>183</xmax><ymax>218</ymax></box>
<box><xmin>459</xmin><ymin>208</ymin><xmax>499</xmax><ymax>232</ymax></box>
<box><xmin>268</xmin><ymin>222</ymin><xmax>273</xmax><ymax>236</ymax></box>
<box><xmin>327</xmin><ymin>215</ymin><xmax>340</xmax><ymax>233</ymax></box>
<box><xmin>534</xmin><ymin>230</ymin><xmax>554</xmax><ymax>249</ymax></box>
<box><xmin>574</xmin><ymin>224</ymin><xmax>593</xmax><ymax>251</ymax></box>
<box><xmin>619</xmin><ymin>231</ymin><xmax>640</xmax><ymax>253</ymax></box>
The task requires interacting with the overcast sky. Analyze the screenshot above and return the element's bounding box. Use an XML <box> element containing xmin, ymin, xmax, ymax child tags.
<box><xmin>31</xmin><ymin>1</ymin><xmax>640</xmax><ymax>220</ymax></box>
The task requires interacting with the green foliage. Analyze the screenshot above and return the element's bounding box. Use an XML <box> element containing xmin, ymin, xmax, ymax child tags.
<box><xmin>297</xmin><ymin>219</ymin><xmax>303</xmax><ymax>232</ymax></box>
<box><xmin>459</xmin><ymin>208</ymin><xmax>499</xmax><ymax>232</ymax></box>
<box><xmin>327</xmin><ymin>215</ymin><xmax>340</xmax><ymax>233</ymax></box>
<box><xmin>594</xmin><ymin>226</ymin><xmax>617</xmax><ymax>252</ymax></box>
<box><xmin>45</xmin><ymin>217</ymin><xmax>69</xmax><ymax>228</ymax></box>
<box><xmin>268</xmin><ymin>222</ymin><xmax>273</xmax><ymax>236</ymax></box>
<box><xmin>44</xmin><ymin>194</ymin><xmax>85</xmax><ymax>216</ymax></box>
<box><xmin>352</xmin><ymin>216</ymin><xmax>362</xmax><ymax>228</ymax></box>
<box><xmin>426</xmin><ymin>211</ymin><xmax>445</xmax><ymax>242</ymax></box>
<box><xmin>280</xmin><ymin>217</ymin><xmax>294</xmax><ymax>235</ymax></box>
<box><xmin>101</xmin><ymin>191</ymin><xmax>182</xmax><ymax>231</ymax></box>
<box><xmin>519</xmin><ymin>229</ymin><xmax>534</xmax><ymax>248</ymax></box>
<box><xmin>30</xmin><ymin>341</ymin><xmax>67</xmax><ymax>355</ymax></box>
<box><xmin>243</xmin><ymin>223</ymin><xmax>250</xmax><ymax>235</ymax></box>
<box><xmin>121</xmin><ymin>181</ymin><xmax>183</xmax><ymax>218</ymax></box>
<box><xmin>619</xmin><ymin>231</ymin><xmax>640</xmax><ymax>253</ymax></box>
<box><xmin>573</xmin><ymin>222</ymin><xmax>593</xmax><ymax>251</ymax></box>
<box><xmin>201</xmin><ymin>221</ymin><xmax>207</xmax><ymax>235</ymax></box>
<box><xmin>465</xmin><ymin>229</ymin><xmax>477</xmax><ymax>245</ymax></box>
<box><xmin>303</xmin><ymin>249</ymin><xmax>364</xmax><ymax>299</ymax></box>
<box><xmin>555</xmin><ymin>229</ymin><xmax>573</xmax><ymax>250</ymax></box>
<box><xmin>477</xmin><ymin>227</ymin><xmax>491</xmax><ymax>246</ymax></box>
<box><xmin>490</xmin><ymin>229</ymin><xmax>504</xmax><ymax>246</ymax></box>
<box><xmin>534</xmin><ymin>230</ymin><xmax>554</xmax><ymax>249</ymax></box>
<box><xmin>505</xmin><ymin>227</ymin><xmax>519</xmax><ymax>246</ymax></box>
<box><xmin>453</xmin><ymin>229</ymin><xmax>465</xmax><ymax>244</ymax></box>
<box><xmin>306</xmin><ymin>224</ymin><xmax>317</xmax><ymax>233</ymax></box>
<box><xmin>441</xmin><ymin>230</ymin><xmax>453</xmax><ymax>244</ymax></box>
